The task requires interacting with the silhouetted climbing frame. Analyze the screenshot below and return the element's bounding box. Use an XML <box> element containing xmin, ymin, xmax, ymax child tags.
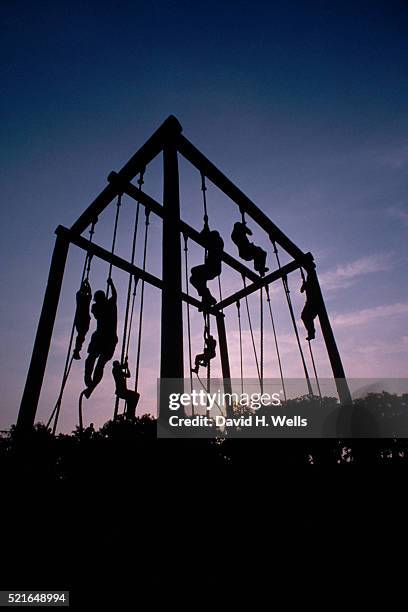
<box><xmin>17</xmin><ymin>115</ymin><xmax>351</xmax><ymax>436</ymax></box>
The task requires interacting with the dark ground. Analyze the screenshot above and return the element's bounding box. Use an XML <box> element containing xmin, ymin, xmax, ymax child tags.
<box><xmin>1</xmin><ymin>396</ymin><xmax>407</xmax><ymax>605</ymax></box>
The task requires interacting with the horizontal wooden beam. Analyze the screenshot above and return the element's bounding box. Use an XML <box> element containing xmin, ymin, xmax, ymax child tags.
<box><xmin>108</xmin><ymin>172</ymin><xmax>260</xmax><ymax>283</ymax></box>
<box><xmin>55</xmin><ymin>225</ymin><xmax>206</xmax><ymax>313</ymax></box>
<box><xmin>215</xmin><ymin>259</ymin><xmax>302</xmax><ymax>310</ymax></box>
<box><xmin>177</xmin><ymin>134</ymin><xmax>306</xmax><ymax>262</ymax></box>
<box><xmin>70</xmin><ymin>115</ymin><xmax>182</xmax><ymax>235</ymax></box>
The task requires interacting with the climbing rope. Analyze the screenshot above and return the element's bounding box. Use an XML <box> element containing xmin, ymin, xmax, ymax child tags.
<box><xmin>195</xmin><ymin>371</ymin><xmax>225</xmax><ymax>417</ymax></box>
<box><xmin>82</xmin><ymin>193</ymin><xmax>122</xmax><ymax>424</ymax></box>
<box><xmin>300</xmin><ymin>267</ymin><xmax>322</xmax><ymax>399</ymax></box>
<box><xmin>260</xmin><ymin>286</ymin><xmax>264</xmax><ymax>394</ymax></box>
<box><xmin>47</xmin><ymin>218</ymin><xmax>98</xmax><ymax>434</ymax></box>
<box><xmin>201</xmin><ymin>172</ymin><xmax>209</xmax><ymax>228</ymax></box>
<box><xmin>236</xmin><ymin>300</ymin><xmax>244</xmax><ymax>395</ymax></box>
<box><xmin>271</xmin><ymin>240</ymin><xmax>313</xmax><ymax>396</ymax></box>
<box><xmin>265</xmin><ymin>285</ymin><xmax>287</xmax><ymax>402</ymax></box>
<box><xmin>183</xmin><ymin>234</ymin><xmax>194</xmax><ymax>410</ymax></box>
<box><xmin>134</xmin><ymin>208</ymin><xmax>150</xmax><ymax>394</ymax></box>
<box><xmin>106</xmin><ymin>192</ymin><xmax>122</xmax><ymax>295</ymax></box>
<box><xmin>205</xmin><ymin>313</ymin><xmax>211</xmax><ymax>397</ymax></box>
<box><xmin>114</xmin><ymin>170</ymin><xmax>144</xmax><ymax>418</ymax></box>
<box><xmin>242</xmin><ymin>275</ymin><xmax>262</xmax><ymax>386</ymax></box>
<box><xmin>217</xmin><ymin>275</ymin><xmax>223</xmax><ymax>308</ymax></box>
<box><xmin>78</xmin><ymin>390</ymin><xmax>85</xmax><ymax>434</ymax></box>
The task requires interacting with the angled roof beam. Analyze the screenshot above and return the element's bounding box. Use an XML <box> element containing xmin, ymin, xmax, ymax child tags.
<box><xmin>177</xmin><ymin>134</ymin><xmax>307</xmax><ymax>263</ymax></box>
<box><xmin>108</xmin><ymin>172</ymin><xmax>260</xmax><ymax>284</ymax></box>
<box><xmin>70</xmin><ymin>115</ymin><xmax>182</xmax><ymax>235</ymax></box>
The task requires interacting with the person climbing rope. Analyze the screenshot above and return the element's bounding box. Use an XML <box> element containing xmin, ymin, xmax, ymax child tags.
<box><xmin>112</xmin><ymin>360</ymin><xmax>140</xmax><ymax>419</ymax></box>
<box><xmin>300</xmin><ymin>271</ymin><xmax>320</xmax><ymax>341</ymax></box>
<box><xmin>83</xmin><ymin>278</ymin><xmax>118</xmax><ymax>397</ymax></box>
<box><xmin>192</xmin><ymin>328</ymin><xmax>217</xmax><ymax>374</ymax></box>
<box><xmin>72</xmin><ymin>279</ymin><xmax>92</xmax><ymax>360</ymax></box>
<box><xmin>231</xmin><ymin>221</ymin><xmax>269</xmax><ymax>276</ymax></box>
<box><xmin>190</xmin><ymin>224</ymin><xmax>224</xmax><ymax>309</ymax></box>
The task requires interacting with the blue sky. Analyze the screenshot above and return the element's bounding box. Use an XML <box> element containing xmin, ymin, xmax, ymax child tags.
<box><xmin>1</xmin><ymin>1</ymin><xmax>407</xmax><ymax>431</ymax></box>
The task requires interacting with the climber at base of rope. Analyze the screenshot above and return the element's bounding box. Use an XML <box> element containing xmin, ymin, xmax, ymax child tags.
<box><xmin>300</xmin><ymin>271</ymin><xmax>320</xmax><ymax>341</ymax></box>
<box><xmin>190</xmin><ymin>225</ymin><xmax>224</xmax><ymax>310</ymax></box>
<box><xmin>231</xmin><ymin>221</ymin><xmax>269</xmax><ymax>277</ymax></box>
<box><xmin>83</xmin><ymin>278</ymin><xmax>118</xmax><ymax>398</ymax></box>
<box><xmin>112</xmin><ymin>360</ymin><xmax>140</xmax><ymax>419</ymax></box>
<box><xmin>72</xmin><ymin>279</ymin><xmax>92</xmax><ymax>360</ymax></box>
<box><xmin>191</xmin><ymin>329</ymin><xmax>217</xmax><ymax>374</ymax></box>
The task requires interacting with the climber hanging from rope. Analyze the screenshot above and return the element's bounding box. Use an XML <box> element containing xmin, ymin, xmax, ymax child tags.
<box><xmin>300</xmin><ymin>269</ymin><xmax>320</xmax><ymax>341</ymax></box>
<box><xmin>190</xmin><ymin>173</ymin><xmax>224</xmax><ymax>309</ymax></box>
<box><xmin>190</xmin><ymin>225</ymin><xmax>224</xmax><ymax>309</ymax></box>
<box><xmin>192</xmin><ymin>321</ymin><xmax>217</xmax><ymax>375</ymax></box>
<box><xmin>83</xmin><ymin>278</ymin><xmax>118</xmax><ymax>398</ymax></box>
<box><xmin>112</xmin><ymin>359</ymin><xmax>140</xmax><ymax>420</ymax></box>
<box><xmin>231</xmin><ymin>213</ymin><xmax>268</xmax><ymax>276</ymax></box>
<box><xmin>72</xmin><ymin>278</ymin><xmax>92</xmax><ymax>360</ymax></box>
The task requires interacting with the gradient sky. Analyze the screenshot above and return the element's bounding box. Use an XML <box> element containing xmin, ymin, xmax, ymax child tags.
<box><xmin>1</xmin><ymin>1</ymin><xmax>408</xmax><ymax>432</ymax></box>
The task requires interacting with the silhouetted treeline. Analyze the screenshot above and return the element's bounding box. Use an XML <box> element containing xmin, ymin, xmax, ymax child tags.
<box><xmin>2</xmin><ymin>394</ymin><xmax>408</xmax><ymax>480</ymax></box>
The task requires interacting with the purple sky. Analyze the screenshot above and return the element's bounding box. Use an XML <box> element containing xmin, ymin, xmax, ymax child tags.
<box><xmin>1</xmin><ymin>1</ymin><xmax>408</xmax><ymax>431</ymax></box>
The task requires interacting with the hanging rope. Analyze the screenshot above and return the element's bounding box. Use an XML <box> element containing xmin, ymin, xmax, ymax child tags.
<box><xmin>308</xmin><ymin>341</ymin><xmax>322</xmax><ymax>399</ymax></box>
<box><xmin>106</xmin><ymin>193</ymin><xmax>122</xmax><ymax>296</ymax></box>
<box><xmin>124</xmin><ymin>277</ymin><xmax>138</xmax><ymax>366</ymax></box>
<box><xmin>205</xmin><ymin>313</ymin><xmax>211</xmax><ymax>397</ymax></box>
<box><xmin>114</xmin><ymin>171</ymin><xmax>145</xmax><ymax>418</ymax></box>
<box><xmin>134</xmin><ymin>208</ymin><xmax>150</xmax><ymax>393</ymax></box>
<box><xmin>217</xmin><ymin>275</ymin><xmax>223</xmax><ymax>308</ymax></box>
<box><xmin>300</xmin><ymin>267</ymin><xmax>322</xmax><ymax>399</ymax></box>
<box><xmin>82</xmin><ymin>195</ymin><xmax>122</xmax><ymax>425</ymax></box>
<box><xmin>201</xmin><ymin>172</ymin><xmax>209</xmax><ymax>228</ymax></box>
<box><xmin>260</xmin><ymin>286</ymin><xmax>264</xmax><ymax>394</ymax></box>
<box><xmin>265</xmin><ymin>285</ymin><xmax>287</xmax><ymax>402</ymax></box>
<box><xmin>242</xmin><ymin>275</ymin><xmax>262</xmax><ymax>385</ymax></box>
<box><xmin>183</xmin><ymin>234</ymin><xmax>194</xmax><ymax>412</ymax></box>
<box><xmin>272</xmin><ymin>241</ymin><xmax>313</xmax><ymax>396</ymax></box>
<box><xmin>78</xmin><ymin>390</ymin><xmax>85</xmax><ymax>434</ymax></box>
<box><xmin>236</xmin><ymin>300</ymin><xmax>244</xmax><ymax>395</ymax></box>
<box><xmin>47</xmin><ymin>218</ymin><xmax>98</xmax><ymax>434</ymax></box>
<box><xmin>195</xmin><ymin>371</ymin><xmax>225</xmax><ymax>417</ymax></box>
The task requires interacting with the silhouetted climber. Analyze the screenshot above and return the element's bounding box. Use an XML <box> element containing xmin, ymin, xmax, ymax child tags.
<box><xmin>72</xmin><ymin>279</ymin><xmax>92</xmax><ymax>360</ymax></box>
<box><xmin>83</xmin><ymin>278</ymin><xmax>118</xmax><ymax>397</ymax></box>
<box><xmin>190</xmin><ymin>225</ymin><xmax>224</xmax><ymax>309</ymax></box>
<box><xmin>300</xmin><ymin>272</ymin><xmax>320</xmax><ymax>341</ymax></box>
<box><xmin>192</xmin><ymin>329</ymin><xmax>217</xmax><ymax>374</ymax></box>
<box><xmin>231</xmin><ymin>221</ymin><xmax>268</xmax><ymax>276</ymax></box>
<box><xmin>112</xmin><ymin>360</ymin><xmax>140</xmax><ymax>419</ymax></box>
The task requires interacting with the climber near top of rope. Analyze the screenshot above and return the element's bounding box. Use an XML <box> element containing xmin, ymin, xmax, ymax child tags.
<box><xmin>83</xmin><ymin>278</ymin><xmax>118</xmax><ymax>398</ymax></box>
<box><xmin>72</xmin><ymin>279</ymin><xmax>92</xmax><ymax>360</ymax></box>
<box><xmin>231</xmin><ymin>211</ymin><xmax>268</xmax><ymax>277</ymax></box>
<box><xmin>300</xmin><ymin>269</ymin><xmax>320</xmax><ymax>341</ymax></box>
<box><xmin>190</xmin><ymin>173</ymin><xmax>224</xmax><ymax>310</ymax></box>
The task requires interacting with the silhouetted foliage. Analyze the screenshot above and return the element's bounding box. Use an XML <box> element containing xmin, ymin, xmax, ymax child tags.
<box><xmin>2</xmin><ymin>394</ymin><xmax>408</xmax><ymax>485</ymax></box>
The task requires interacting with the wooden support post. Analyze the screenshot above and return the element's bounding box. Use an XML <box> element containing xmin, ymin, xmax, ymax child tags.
<box><xmin>17</xmin><ymin>234</ymin><xmax>69</xmax><ymax>435</ymax></box>
<box><xmin>159</xmin><ymin>131</ymin><xmax>185</xmax><ymax>422</ymax></box>
<box><xmin>216</xmin><ymin>312</ymin><xmax>234</xmax><ymax>418</ymax></box>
